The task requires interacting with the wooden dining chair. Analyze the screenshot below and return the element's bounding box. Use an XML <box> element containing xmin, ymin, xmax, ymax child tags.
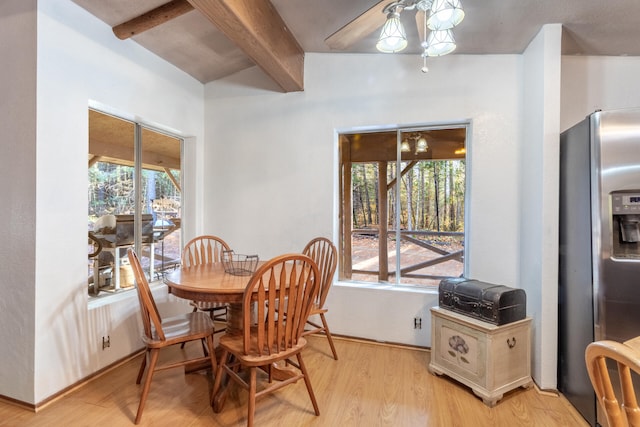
<box><xmin>211</xmin><ymin>253</ymin><xmax>321</xmax><ymax>427</ymax></box>
<box><xmin>127</xmin><ymin>248</ymin><xmax>217</xmax><ymax>425</ymax></box>
<box><xmin>182</xmin><ymin>235</ymin><xmax>231</xmax><ymax>323</ymax></box>
<box><xmin>301</xmin><ymin>237</ymin><xmax>339</xmax><ymax>360</ymax></box>
<box><xmin>585</xmin><ymin>337</ymin><xmax>640</xmax><ymax>427</ymax></box>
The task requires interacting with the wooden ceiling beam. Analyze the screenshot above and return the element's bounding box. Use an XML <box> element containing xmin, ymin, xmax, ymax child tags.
<box><xmin>113</xmin><ymin>0</ymin><xmax>194</xmax><ymax>40</ymax></box>
<box><xmin>187</xmin><ymin>0</ymin><xmax>305</xmax><ymax>92</ymax></box>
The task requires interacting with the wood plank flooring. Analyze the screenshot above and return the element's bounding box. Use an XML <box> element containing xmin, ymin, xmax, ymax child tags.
<box><xmin>0</xmin><ymin>335</ymin><xmax>589</xmax><ymax>426</ymax></box>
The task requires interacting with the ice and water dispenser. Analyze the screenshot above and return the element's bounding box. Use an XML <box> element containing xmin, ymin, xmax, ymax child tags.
<box><xmin>611</xmin><ymin>191</ymin><xmax>640</xmax><ymax>258</ymax></box>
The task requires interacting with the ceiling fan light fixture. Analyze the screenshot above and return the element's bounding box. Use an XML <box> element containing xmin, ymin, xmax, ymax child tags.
<box><xmin>376</xmin><ymin>10</ymin><xmax>408</xmax><ymax>53</ymax></box>
<box><xmin>427</xmin><ymin>0</ymin><xmax>465</xmax><ymax>30</ymax></box>
<box><xmin>425</xmin><ymin>29</ymin><xmax>456</xmax><ymax>56</ymax></box>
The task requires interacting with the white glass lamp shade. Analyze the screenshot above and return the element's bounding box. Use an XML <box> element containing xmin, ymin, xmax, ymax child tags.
<box><xmin>416</xmin><ymin>137</ymin><xmax>428</xmax><ymax>152</ymax></box>
<box><xmin>376</xmin><ymin>12</ymin><xmax>408</xmax><ymax>53</ymax></box>
<box><xmin>425</xmin><ymin>29</ymin><xmax>456</xmax><ymax>56</ymax></box>
<box><xmin>401</xmin><ymin>139</ymin><xmax>411</xmax><ymax>152</ymax></box>
<box><xmin>428</xmin><ymin>0</ymin><xmax>465</xmax><ymax>30</ymax></box>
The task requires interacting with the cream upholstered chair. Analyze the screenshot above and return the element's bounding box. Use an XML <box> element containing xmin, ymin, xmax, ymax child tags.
<box><xmin>211</xmin><ymin>254</ymin><xmax>320</xmax><ymax>427</ymax></box>
<box><xmin>585</xmin><ymin>337</ymin><xmax>640</xmax><ymax>427</ymax></box>
<box><xmin>182</xmin><ymin>235</ymin><xmax>230</xmax><ymax>323</ymax></box>
<box><xmin>128</xmin><ymin>248</ymin><xmax>217</xmax><ymax>424</ymax></box>
<box><xmin>301</xmin><ymin>237</ymin><xmax>338</xmax><ymax>360</ymax></box>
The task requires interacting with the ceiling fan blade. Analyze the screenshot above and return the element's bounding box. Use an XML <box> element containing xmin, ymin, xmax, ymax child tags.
<box><xmin>325</xmin><ymin>0</ymin><xmax>388</xmax><ymax>50</ymax></box>
<box><xmin>415</xmin><ymin>9</ymin><xmax>426</xmax><ymax>45</ymax></box>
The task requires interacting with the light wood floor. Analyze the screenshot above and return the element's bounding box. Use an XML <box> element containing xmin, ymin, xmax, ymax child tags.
<box><xmin>1</xmin><ymin>335</ymin><xmax>588</xmax><ymax>426</ymax></box>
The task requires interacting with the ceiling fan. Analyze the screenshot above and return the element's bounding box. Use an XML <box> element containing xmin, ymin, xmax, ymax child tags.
<box><xmin>325</xmin><ymin>0</ymin><xmax>465</xmax><ymax>72</ymax></box>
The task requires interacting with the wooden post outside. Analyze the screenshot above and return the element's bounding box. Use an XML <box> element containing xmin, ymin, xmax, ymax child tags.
<box><xmin>378</xmin><ymin>161</ymin><xmax>389</xmax><ymax>281</ymax></box>
<box><xmin>342</xmin><ymin>161</ymin><xmax>353</xmax><ymax>280</ymax></box>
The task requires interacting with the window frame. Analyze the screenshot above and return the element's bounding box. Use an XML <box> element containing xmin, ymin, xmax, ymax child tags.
<box><xmin>88</xmin><ymin>108</ymin><xmax>184</xmax><ymax>298</ymax></box>
<box><xmin>338</xmin><ymin>121</ymin><xmax>470</xmax><ymax>287</ymax></box>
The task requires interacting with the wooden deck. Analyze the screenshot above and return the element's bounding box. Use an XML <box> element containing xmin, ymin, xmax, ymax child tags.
<box><xmin>349</xmin><ymin>232</ymin><xmax>464</xmax><ymax>286</ymax></box>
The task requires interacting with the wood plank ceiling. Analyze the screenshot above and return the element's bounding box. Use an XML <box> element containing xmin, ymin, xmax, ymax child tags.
<box><xmin>73</xmin><ymin>0</ymin><xmax>640</xmax><ymax>167</ymax></box>
<box><xmin>71</xmin><ymin>0</ymin><xmax>640</xmax><ymax>94</ymax></box>
<box><xmin>88</xmin><ymin>110</ymin><xmax>181</xmax><ymax>173</ymax></box>
<box><xmin>81</xmin><ymin>0</ymin><xmax>304</xmax><ymax>92</ymax></box>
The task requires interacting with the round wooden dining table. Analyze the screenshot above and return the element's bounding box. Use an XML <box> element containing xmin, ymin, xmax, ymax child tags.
<box><xmin>163</xmin><ymin>261</ymin><xmax>265</xmax><ymax>335</ymax></box>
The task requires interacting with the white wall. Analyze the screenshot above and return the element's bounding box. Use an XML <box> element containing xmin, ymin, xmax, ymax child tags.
<box><xmin>204</xmin><ymin>53</ymin><xmax>523</xmax><ymax>347</ymax></box>
<box><xmin>561</xmin><ymin>56</ymin><xmax>640</xmax><ymax>130</ymax></box>
<box><xmin>0</xmin><ymin>0</ymin><xmax>206</xmax><ymax>404</ymax></box>
<box><xmin>519</xmin><ymin>24</ymin><xmax>562</xmax><ymax>389</ymax></box>
<box><xmin>0</xmin><ymin>0</ymin><xmax>38</xmax><ymax>404</ymax></box>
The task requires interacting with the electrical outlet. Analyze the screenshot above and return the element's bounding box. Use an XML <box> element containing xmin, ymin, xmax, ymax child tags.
<box><xmin>414</xmin><ymin>317</ymin><xmax>422</xmax><ymax>329</ymax></box>
<box><xmin>102</xmin><ymin>335</ymin><xmax>111</xmax><ymax>350</ymax></box>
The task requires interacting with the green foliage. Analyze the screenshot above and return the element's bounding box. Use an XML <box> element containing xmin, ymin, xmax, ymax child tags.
<box><xmin>88</xmin><ymin>162</ymin><xmax>180</xmax><ymax>221</ymax></box>
<box><xmin>352</xmin><ymin>159</ymin><xmax>465</xmax><ymax>232</ymax></box>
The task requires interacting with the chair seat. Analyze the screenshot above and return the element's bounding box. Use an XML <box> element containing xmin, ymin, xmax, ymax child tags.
<box><xmin>219</xmin><ymin>331</ymin><xmax>308</xmax><ymax>367</ymax></box>
<box><xmin>143</xmin><ymin>312</ymin><xmax>216</xmax><ymax>348</ymax></box>
<box><xmin>309</xmin><ymin>305</ymin><xmax>327</xmax><ymax>315</ymax></box>
<box><xmin>269</xmin><ymin>300</ymin><xmax>325</xmax><ymax>315</ymax></box>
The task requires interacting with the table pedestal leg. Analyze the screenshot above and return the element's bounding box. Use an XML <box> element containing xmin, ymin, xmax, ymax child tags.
<box><xmin>225</xmin><ymin>303</ymin><xmax>244</xmax><ymax>336</ymax></box>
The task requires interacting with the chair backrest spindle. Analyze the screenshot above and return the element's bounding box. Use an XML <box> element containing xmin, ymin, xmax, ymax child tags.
<box><xmin>303</xmin><ymin>237</ymin><xmax>337</xmax><ymax>308</ymax></box>
<box><xmin>586</xmin><ymin>338</ymin><xmax>640</xmax><ymax>427</ymax></box>
<box><xmin>242</xmin><ymin>254</ymin><xmax>319</xmax><ymax>357</ymax></box>
<box><xmin>182</xmin><ymin>235</ymin><xmax>230</xmax><ymax>267</ymax></box>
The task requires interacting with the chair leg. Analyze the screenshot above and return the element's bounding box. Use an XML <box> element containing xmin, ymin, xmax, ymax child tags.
<box><xmin>136</xmin><ymin>351</ymin><xmax>147</xmax><ymax>385</ymax></box>
<box><xmin>211</xmin><ymin>350</ymin><xmax>229</xmax><ymax>412</ymax></box>
<box><xmin>210</xmin><ymin>308</ymin><xmax>227</xmax><ymax>335</ymax></box>
<box><xmin>296</xmin><ymin>352</ymin><xmax>320</xmax><ymax>416</ymax></box>
<box><xmin>201</xmin><ymin>338</ymin><xmax>209</xmax><ymax>356</ymax></box>
<box><xmin>247</xmin><ymin>367</ymin><xmax>257</xmax><ymax>427</ymax></box>
<box><xmin>319</xmin><ymin>313</ymin><xmax>338</xmax><ymax>360</ymax></box>
<box><xmin>213</xmin><ymin>310</ymin><xmax>227</xmax><ymax>322</ymax></box>
<box><xmin>135</xmin><ymin>348</ymin><xmax>160</xmax><ymax>424</ymax></box>
<box><xmin>205</xmin><ymin>335</ymin><xmax>217</xmax><ymax>371</ymax></box>
<box><xmin>181</xmin><ymin>305</ymin><xmax>200</xmax><ymax>349</ymax></box>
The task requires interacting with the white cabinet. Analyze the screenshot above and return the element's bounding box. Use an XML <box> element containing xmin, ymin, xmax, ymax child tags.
<box><xmin>428</xmin><ymin>306</ymin><xmax>533</xmax><ymax>407</ymax></box>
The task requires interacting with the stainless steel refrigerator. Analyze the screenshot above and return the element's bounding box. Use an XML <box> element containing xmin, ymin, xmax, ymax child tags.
<box><xmin>559</xmin><ymin>108</ymin><xmax>640</xmax><ymax>426</ymax></box>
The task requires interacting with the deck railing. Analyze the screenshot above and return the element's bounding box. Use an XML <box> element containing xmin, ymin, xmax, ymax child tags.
<box><xmin>349</xmin><ymin>229</ymin><xmax>464</xmax><ymax>282</ymax></box>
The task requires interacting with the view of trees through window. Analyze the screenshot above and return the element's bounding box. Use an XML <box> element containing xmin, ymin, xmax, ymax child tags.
<box><xmin>88</xmin><ymin>165</ymin><xmax>180</xmax><ymax>220</ymax></box>
<box><xmin>352</xmin><ymin>161</ymin><xmax>465</xmax><ymax>231</ymax></box>
<box><xmin>87</xmin><ymin>110</ymin><xmax>182</xmax><ymax>297</ymax></box>
<box><xmin>340</xmin><ymin>126</ymin><xmax>467</xmax><ymax>286</ymax></box>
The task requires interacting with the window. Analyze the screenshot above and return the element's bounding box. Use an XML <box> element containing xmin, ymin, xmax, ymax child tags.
<box><xmin>87</xmin><ymin>109</ymin><xmax>182</xmax><ymax>296</ymax></box>
<box><xmin>339</xmin><ymin>125</ymin><xmax>467</xmax><ymax>287</ymax></box>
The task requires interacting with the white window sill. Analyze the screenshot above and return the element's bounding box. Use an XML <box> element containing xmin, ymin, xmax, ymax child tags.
<box><xmin>88</xmin><ymin>280</ymin><xmax>166</xmax><ymax>309</ymax></box>
<box><xmin>335</xmin><ymin>280</ymin><xmax>438</xmax><ymax>295</ymax></box>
